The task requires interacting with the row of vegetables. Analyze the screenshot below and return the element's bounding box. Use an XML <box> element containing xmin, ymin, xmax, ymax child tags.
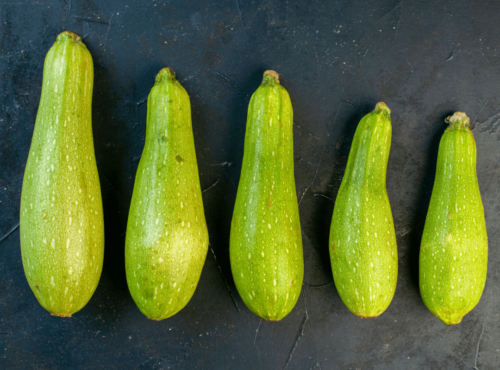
<box><xmin>20</xmin><ymin>31</ymin><xmax>487</xmax><ymax>326</ymax></box>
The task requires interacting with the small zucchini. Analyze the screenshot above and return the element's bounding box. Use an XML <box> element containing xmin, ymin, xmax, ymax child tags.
<box><xmin>419</xmin><ymin>112</ymin><xmax>488</xmax><ymax>325</ymax></box>
<box><xmin>20</xmin><ymin>31</ymin><xmax>104</xmax><ymax>316</ymax></box>
<box><xmin>125</xmin><ymin>68</ymin><xmax>209</xmax><ymax>320</ymax></box>
<box><xmin>329</xmin><ymin>103</ymin><xmax>398</xmax><ymax>318</ymax></box>
<box><xmin>230</xmin><ymin>70</ymin><xmax>303</xmax><ymax>321</ymax></box>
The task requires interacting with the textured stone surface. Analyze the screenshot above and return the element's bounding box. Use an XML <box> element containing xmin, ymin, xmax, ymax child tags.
<box><xmin>1</xmin><ymin>0</ymin><xmax>500</xmax><ymax>369</ymax></box>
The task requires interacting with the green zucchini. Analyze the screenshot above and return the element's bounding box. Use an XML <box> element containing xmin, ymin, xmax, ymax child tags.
<box><xmin>419</xmin><ymin>112</ymin><xmax>488</xmax><ymax>325</ymax></box>
<box><xmin>20</xmin><ymin>31</ymin><xmax>103</xmax><ymax>317</ymax></box>
<box><xmin>125</xmin><ymin>68</ymin><xmax>208</xmax><ymax>320</ymax></box>
<box><xmin>329</xmin><ymin>102</ymin><xmax>397</xmax><ymax>318</ymax></box>
<box><xmin>230</xmin><ymin>70</ymin><xmax>303</xmax><ymax>321</ymax></box>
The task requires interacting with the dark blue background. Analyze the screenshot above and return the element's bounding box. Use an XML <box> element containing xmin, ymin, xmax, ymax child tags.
<box><xmin>1</xmin><ymin>0</ymin><xmax>500</xmax><ymax>368</ymax></box>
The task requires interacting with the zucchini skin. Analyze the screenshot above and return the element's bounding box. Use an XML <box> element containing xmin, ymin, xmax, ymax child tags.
<box><xmin>20</xmin><ymin>31</ymin><xmax>104</xmax><ymax>316</ymax></box>
<box><xmin>230</xmin><ymin>71</ymin><xmax>303</xmax><ymax>321</ymax></box>
<box><xmin>125</xmin><ymin>68</ymin><xmax>209</xmax><ymax>320</ymax></box>
<box><xmin>329</xmin><ymin>103</ymin><xmax>398</xmax><ymax>318</ymax></box>
<box><xmin>419</xmin><ymin>112</ymin><xmax>488</xmax><ymax>325</ymax></box>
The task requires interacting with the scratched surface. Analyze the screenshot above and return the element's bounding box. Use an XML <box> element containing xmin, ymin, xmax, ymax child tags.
<box><xmin>1</xmin><ymin>0</ymin><xmax>500</xmax><ymax>369</ymax></box>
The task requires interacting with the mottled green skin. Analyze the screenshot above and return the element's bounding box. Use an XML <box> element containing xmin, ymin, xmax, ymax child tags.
<box><xmin>125</xmin><ymin>68</ymin><xmax>208</xmax><ymax>320</ymax></box>
<box><xmin>20</xmin><ymin>32</ymin><xmax>104</xmax><ymax>317</ymax></box>
<box><xmin>419</xmin><ymin>113</ymin><xmax>488</xmax><ymax>325</ymax></box>
<box><xmin>329</xmin><ymin>103</ymin><xmax>398</xmax><ymax>318</ymax></box>
<box><xmin>230</xmin><ymin>71</ymin><xmax>303</xmax><ymax>321</ymax></box>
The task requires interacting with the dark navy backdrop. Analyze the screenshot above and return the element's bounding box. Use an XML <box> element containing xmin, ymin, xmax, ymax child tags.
<box><xmin>1</xmin><ymin>1</ymin><xmax>500</xmax><ymax>368</ymax></box>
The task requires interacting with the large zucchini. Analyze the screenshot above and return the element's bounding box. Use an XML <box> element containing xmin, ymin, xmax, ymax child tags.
<box><xmin>329</xmin><ymin>103</ymin><xmax>398</xmax><ymax>318</ymax></box>
<box><xmin>20</xmin><ymin>31</ymin><xmax>104</xmax><ymax>316</ymax></box>
<box><xmin>230</xmin><ymin>70</ymin><xmax>303</xmax><ymax>321</ymax></box>
<box><xmin>125</xmin><ymin>68</ymin><xmax>209</xmax><ymax>320</ymax></box>
<box><xmin>419</xmin><ymin>112</ymin><xmax>488</xmax><ymax>325</ymax></box>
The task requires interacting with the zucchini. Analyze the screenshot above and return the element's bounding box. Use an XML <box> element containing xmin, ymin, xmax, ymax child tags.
<box><xmin>125</xmin><ymin>68</ymin><xmax>209</xmax><ymax>320</ymax></box>
<box><xmin>419</xmin><ymin>112</ymin><xmax>488</xmax><ymax>325</ymax></box>
<box><xmin>329</xmin><ymin>102</ymin><xmax>397</xmax><ymax>318</ymax></box>
<box><xmin>230</xmin><ymin>70</ymin><xmax>303</xmax><ymax>321</ymax></box>
<box><xmin>20</xmin><ymin>31</ymin><xmax>103</xmax><ymax>317</ymax></box>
